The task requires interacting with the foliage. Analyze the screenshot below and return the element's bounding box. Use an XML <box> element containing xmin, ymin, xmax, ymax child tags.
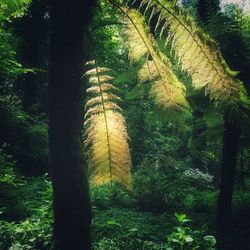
<box><xmin>183</xmin><ymin>168</ymin><xmax>213</xmax><ymax>187</ymax></box>
<box><xmin>0</xmin><ymin>0</ymin><xmax>250</xmax><ymax>249</ymax></box>
<box><xmin>135</xmin><ymin>0</ymin><xmax>245</xmax><ymax>102</ymax></box>
<box><xmin>132</xmin><ymin>149</ymin><xmax>217</xmax><ymax>213</ymax></box>
<box><xmin>0</xmin><ymin>145</ymin><xmax>16</xmax><ymax>185</ymax></box>
<box><xmin>84</xmin><ymin>61</ymin><xmax>132</xmax><ymax>188</ymax></box>
<box><xmin>92</xmin><ymin>207</ymin><xmax>216</xmax><ymax>250</ymax></box>
<box><xmin>0</xmin><ymin>175</ymin><xmax>52</xmax><ymax>250</ymax></box>
<box><xmin>0</xmin><ymin>0</ymin><xmax>32</xmax><ymax>77</ymax></box>
<box><xmin>124</xmin><ymin>8</ymin><xmax>189</xmax><ymax>111</ymax></box>
<box><xmin>167</xmin><ymin>213</ymin><xmax>216</xmax><ymax>250</ymax></box>
<box><xmin>93</xmin><ymin>237</ymin><xmax>163</xmax><ymax>250</ymax></box>
<box><xmin>0</xmin><ymin>100</ymin><xmax>50</xmax><ymax>174</ymax></box>
<box><xmin>92</xmin><ymin>207</ymin><xmax>169</xmax><ymax>250</ymax></box>
<box><xmin>91</xmin><ymin>183</ymin><xmax>135</xmax><ymax>209</ymax></box>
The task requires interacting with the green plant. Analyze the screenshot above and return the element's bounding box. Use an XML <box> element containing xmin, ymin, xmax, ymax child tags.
<box><xmin>167</xmin><ymin>213</ymin><xmax>216</xmax><ymax>250</ymax></box>
<box><xmin>0</xmin><ymin>0</ymin><xmax>32</xmax><ymax>78</ymax></box>
<box><xmin>91</xmin><ymin>183</ymin><xmax>135</xmax><ymax>210</ymax></box>
<box><xmin>0</xmin><ymin>176</ymin><xmax>53</xmax><ymax>249</ymax></box>
<box><xmin>0</xmin><ymin>145</ymin><xmax>16</xmax><ymax>185</ymax></box>
<box><xmin>0</xmin><ymin>208</ymin><xmax>52</xmax><ymax>250</ymax></box>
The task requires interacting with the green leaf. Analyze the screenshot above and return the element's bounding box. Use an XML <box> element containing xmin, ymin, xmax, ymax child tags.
<box><xmin>176</xmin><ymin>227</ymin><xmax>185</xmax><ymax>234</ymax></box>
<box><xmin>185</xmin><ymin>235</ymin><xmax>194</xmax><ymax>243</ymax></box>
<box><xmin>183</xmin><ymin>219</ymin><xmax>192</xmax><ymax>223</ymax></box>
<box><xmin>106</xmin><ymin>220</ymin><xmax>121</xmax><ymax>227</ymax></box>
<box><xmin>175</xmin><ymin>213</ymin><xmax>186</xmax><ymax>223</ymax></box>
<box><xmin>203</xmin><ymin>235</ymin><xmax>216</xmax><ymax>246</ymax></box>
<box><xmin>15</xmin><ymin>228</ymin><xmax>24</xmax><ymax>233</ymax></box>
<box><xmin>170</xmin><ymin>238</ymin><xmax>181</xmax><ymax>243</ymax></box>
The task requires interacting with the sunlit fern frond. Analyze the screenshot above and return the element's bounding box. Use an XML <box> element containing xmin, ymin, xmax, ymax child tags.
<box><xmin>124</xmin><ymin>8</ymin><xmax>189</xmax><ymax>111</ymax></box>
<box><xmin>84</xmin><ymin>61</ymin><xmax>132</xmax><ymax>188</ymax></box>
<box><xmin>133</xmin><ymin>0</ymin><xmax>248</xmax><ymax>107</ymax></box>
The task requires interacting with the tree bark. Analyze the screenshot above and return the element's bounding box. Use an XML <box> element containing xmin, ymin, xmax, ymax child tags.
<box><xmin>217</xmin><ymin>112</ymin><xmax>241</xmax><ymax>231</ymax></box>
<box><xmin>196</xmin><ymin>0</ymin><xmax>220</xmax><ymax>23</ymax></box>
<box><xmin>14</xmin><ymin>0</ymin><xmax>49</xmax><ymax>113</ymax></box>
<box><xmin>195</xmin><ymin>0</ymin><xmax>242</xmax><ymax>232</ymax></box>
<box><xmin>49</xmin><ymin>0</ymin><xmax>96</xmax><ymax>249</ymax></box>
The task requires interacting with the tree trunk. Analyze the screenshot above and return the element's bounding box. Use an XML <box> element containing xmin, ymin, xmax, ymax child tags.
<box><xmin>14</xmin><ymin>0</ymin><xmax>49</xmax><ymax>113</ymax></box>
<box><xmin>49</xmin><ymin>0</ymin><xmax>96</xmax><ymax>249</ymax></box>
<box><xmin>196</xmin><ymin>0</ymin><xmax>220</xmax><ymax>23</ymax></box>
<box><xmin>195</xmin><ymin>0</ymin><xmax>242</xmax><ymax>233</ymax></box>
<box><xmin>217</xmin><ymin>112</ymin><xmax>241</xmax><ymax>231</ymax></box>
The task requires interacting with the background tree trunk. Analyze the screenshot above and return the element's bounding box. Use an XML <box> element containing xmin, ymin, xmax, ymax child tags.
<box><xmin>217</xmin><ymin>113</ymin><xmax>241</xmax><ymax>231</ymax></box>
<box><xmin>14</xmin><ymin>0</ymin><xmax>49</xmax><ymax>113</ymax></box>
<box><xmin>196</xmin><ymin>0</ymin><xmax>242</xmax><ymax>232</ymax></box>
<box><xmin>49</xmin><ymin>0</ymin><xmax>96</xmax><ymax>249</ymax></box>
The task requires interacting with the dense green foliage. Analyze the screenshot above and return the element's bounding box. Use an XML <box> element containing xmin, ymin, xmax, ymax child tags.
<box><xmin>1</xmin><ymin>0</ymin><xmax>250</xmax><ymax>249</ymax></box>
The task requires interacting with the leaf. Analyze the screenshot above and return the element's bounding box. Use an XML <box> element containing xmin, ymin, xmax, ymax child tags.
<box><xmin>106</xmin><ymin>220</ymin><xmax>121</xmax><ymax>227</ymax></box>
<box><xmin>171</xmin><ymin>238</ymin><xmax>181</xmax><ymax>243</ymax></box>
<box><xmin>84</xmin><ymin>61</ymin><xmax>132</xmax><ymax>189</ymax></box>
<box><xmin>175</xmin><ymin>213</ymin><xmax>186</xmax><ymax>223</ymax></box>
<box><xmin>185</xmin><ymin>235</ymin><xmax>193</xmax><ymax>243</ymax></box>
<box><xmin>15</xmin><ymin>228</ymin><xmax>24</xmax><ymax>233</ymax></box>
<box><xmin>124</xmin><ymin>8</ymin><xmax>189</xmax><ymax>112</ymax></box>
<box><xmin>134</xmin><ymin>0</ymin><xmax>250</xmax><ymax>128</ymax></box>
<box><xmin>203</xmin><ymin>235</ymin><xmax>217</xmax><ymax>246</ymax></box>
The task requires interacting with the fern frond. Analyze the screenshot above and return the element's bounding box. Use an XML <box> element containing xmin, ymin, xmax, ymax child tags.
<box><xmin>84</xmin><ymin>62</ymin><xmax>132</xmax><ymax>188</ymax></box>
<box><xmin>134</xmin><ymin>0</ymin><xmax>247</xmax><ymax>106</ymax></box>
<box><xmin>89</xmin><ymin>75</ymin><xmax>114</xmax><ymax>84</ymax></box>
<box><xmin>124</xmin><ymin>8</ymin><xmax>189</xmax><ymax>111</ymax></box>
<box><xmin>86</xmin><ymin>83</ymin><xmax>117</xmax><ymax>93</ymax></box>
<box><xmin>85</xmin><ymin>93</ymin><xmax>121</xmax><ymax>108</ymax></box>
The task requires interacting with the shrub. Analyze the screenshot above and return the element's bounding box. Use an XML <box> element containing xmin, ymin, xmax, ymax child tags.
<box><xmin>133</xmin><ymin>159</ymin><xmax>189</xmax><ymax>212</ymax></box>
<box><xmin>0</xmin><ymin>145</ymin><xmax>16</xmax><ymax>185</ymax></box>
<box><xmin>167</xmin><ymin>213</ymin><xmax>216</xmax><ymax>250</ymax></box>
<box><xmin>91</xmin><ymin>183</ymin><xmax>135</xmax><ymax>209</ymax></box>
<box><xmin>183</xmin><ymin>168</ymin><xmax>214</xmax><ymax>189</ymax></box>
<box><xmin>0</xmin><ymin>176</ymin><xmax>53</xmax><ymax>249</ymax></box>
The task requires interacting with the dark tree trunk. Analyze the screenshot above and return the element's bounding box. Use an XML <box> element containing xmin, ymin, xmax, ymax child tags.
<box><xmin>196</xmin><ymin>0</ymin><xmax>242</xmax><ymax>232</ymax></box>
<box><xmin>217</xmin><ymin>112</ymin><xmax>241</xmax><ymax>231</ymax></box>
<box><xmin>49</xmin><ymin>0</ymin><xmax>96</xmax><ymax>249</ymax></box>
<box><xmin>239</xmin><ymin>152</ymin><xmax>246</xmax><ymax>191</ymax></box>
<box><xmin>14</xmin><ymin>0</ymin><xmax>50</xmax><ymax>113</ymax></box>
<box><xmin>196</xmin><ymin>0</ymin><xmax>220</xmax><ymax>23</ymax></box>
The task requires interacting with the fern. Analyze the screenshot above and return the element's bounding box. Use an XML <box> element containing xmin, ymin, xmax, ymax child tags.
<box><xmin>84</xmin><ymin>61</ymin><xmax>132</xmax><ymax>188</ymax></box>
<box><xmin>132</xmin><ymin>0</ymin><xmax>248</xmax><ymax>108</ymax></box>
<box><xmin>124</xmin><ymin>8</ymin><xmax>189</xmax><ymax>111</ymax></box>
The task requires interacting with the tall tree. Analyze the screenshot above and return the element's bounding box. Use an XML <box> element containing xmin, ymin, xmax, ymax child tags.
<box><xmin>196</xmin><ymin>0</ymin><xmax>242</xmax><ymax>231</ymax></box>
<box><xmin>14</xmin><ymin>0</ymin><xmax>49</xmax><ymax>113</ymax></box>
<box><xmin>217</xmin><ymin>112</ymin><xmax>241</xmax><ymax>230</ymax></box>
<box><xmin>49</xmin><ymin>0</ymin><xmax>96</xmax><ymax>249</ymax></box>
<box><xmin>197</xmin><ymin>0</ymin><xmax>220</xmax><ymax>23</ymax></box>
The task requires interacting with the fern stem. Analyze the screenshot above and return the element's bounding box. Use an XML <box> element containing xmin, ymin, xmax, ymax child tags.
<box><xmin>90</xmin><ymin>48</ymin><xmax>113</xmax><ymax>187</ymax></box>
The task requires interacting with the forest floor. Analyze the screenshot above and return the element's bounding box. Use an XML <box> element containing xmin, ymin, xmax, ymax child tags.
<box><xmin>0</xmin><ymin>175</ymin><xmax>250</xmax><ymax>249</ymax></box>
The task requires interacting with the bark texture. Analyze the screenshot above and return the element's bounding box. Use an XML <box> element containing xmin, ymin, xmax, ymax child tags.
<box><xmin>217</xmin><ymin>112</ymin><xmax>241</xmax><ymax>231</ymax></box>
<box><xmin>49</xmin><ymin>0</ymin><xmax>96</xmax><ymax>249</ymax></box>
